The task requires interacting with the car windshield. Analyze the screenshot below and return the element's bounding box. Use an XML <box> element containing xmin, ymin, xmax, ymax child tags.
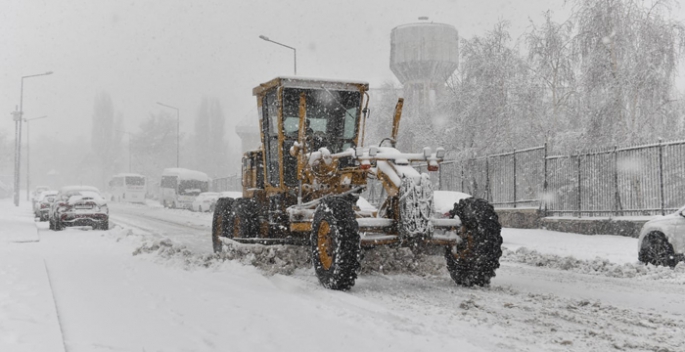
<box><xmin>179</xmin><ymin>180</ymin><xmax>208</xmax><ymax>196</ymax></box>
<box><xmin>125</xmin><ymin>176</ymin><xmax>145</xmax><ymax>186</ymax></box>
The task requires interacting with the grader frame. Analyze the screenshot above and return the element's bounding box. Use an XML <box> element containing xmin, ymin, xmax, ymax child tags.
<box><xmin>212</xmin><ymin>77</ymin><xmax>502</xmax><ymax>290</ymax></box>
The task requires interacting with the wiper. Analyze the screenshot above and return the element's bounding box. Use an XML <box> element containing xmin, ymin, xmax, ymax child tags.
<box><xmin>320</xmin><ymin>85</ymin><xmax>355</xmax><ymax>120</ymax></box>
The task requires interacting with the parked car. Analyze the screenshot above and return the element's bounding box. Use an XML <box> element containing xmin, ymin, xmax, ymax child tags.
<box><xmin>31</xmin><ymin>185</ymin><xmax>50</xmax><ymax>207</ymax></box>
<box><xmin>638</xmin><ymin>204</ymin><xmax>685</xmax><ymax>267</ymax></box>
<box><xmin>191</xmin><ymin>192</ymin><xmax>220</xmax><ymax>212</ymax></box>
<box><xmin>34</xmin><ymin>190</ymin><xmax>58</xmax><ymax>221</ymax></box>
<box><xmin>49</xmin><ymin>186</ymin><xmax>109</xmax><ymax>231</ymax></box>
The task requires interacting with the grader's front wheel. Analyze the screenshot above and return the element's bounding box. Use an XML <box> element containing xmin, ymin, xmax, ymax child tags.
<box><xmin>310</xmin><ymin>197</ymin><xmax>361</xmax><ymax>290</ymax></box>
<box><xmin>445</xmin><ymin>197</ymin><xmax>502</xmax><ymax>286</ymax></box>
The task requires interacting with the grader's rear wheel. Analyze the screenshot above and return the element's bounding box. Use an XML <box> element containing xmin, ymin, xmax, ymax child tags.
<box><xmin>445</xmin><ymin>197</ymin><xmax>502</xmax><ymax>287</ymax></box>
<box><xmin>211</xmin><ymin>198</ymin><xmax>235</xmax><ymax>253</ymax></box>
<box><xmin>311</xmin><ymin>197</ymin><xmax>361</xmax><ymax>290</ymax></box>
<box><xmin>232</xmin><ymin>198</ymin><xmax>259</xmax><ymax>238</ymax></box>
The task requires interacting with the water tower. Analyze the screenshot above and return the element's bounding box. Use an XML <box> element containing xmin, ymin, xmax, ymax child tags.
<box><xmin>390</xmin><ymin>18</ymin><xmax>459</xmax><ymax>122</ymax></box>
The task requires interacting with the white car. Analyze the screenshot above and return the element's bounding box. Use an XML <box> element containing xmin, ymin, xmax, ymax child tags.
<box><xmin>31</xmin><ymin>185</ymin><xmax>50</xmax><ymax>207</ymax></box>
<box><xmin>637</xmin><ymin>204</ymin><xmax>685</xmax><ymax>267</ymax></box>
<box><xmin>191</xmin><ymin>192</ymin><xmax>220</xmax><ymax>212</ymax></box>
<box><xmin>34</xmin><ymin>190</ymin><xmax>58</xmax><ymax>221</ymax></box>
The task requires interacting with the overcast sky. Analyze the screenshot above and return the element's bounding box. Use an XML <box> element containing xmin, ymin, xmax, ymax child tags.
<box><xmin>5</xmin><ymin>0</ymin><xmax>675</xmax><ymax>150</ymax></box>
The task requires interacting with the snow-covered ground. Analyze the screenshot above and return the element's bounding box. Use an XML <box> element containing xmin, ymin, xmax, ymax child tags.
<box><xmin>2</xmin><ymin>199</ymin><xmax>684</xmax><ymax>352</ymax></box>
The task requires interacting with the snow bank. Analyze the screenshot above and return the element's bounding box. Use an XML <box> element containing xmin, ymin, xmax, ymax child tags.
<box><xmin>502</xmin><ymin>246</ymin><xmax>685</xmax><ymax>282</ymax></box>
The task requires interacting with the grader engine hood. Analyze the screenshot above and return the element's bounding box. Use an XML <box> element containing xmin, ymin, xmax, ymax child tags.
<box><xmin>302</xmin><ymin>145</ymin><xmax>445</xmax><ymax>181</ymax></box>
<box><xmin>355</xmin><ymin>146</ymin><xmax>445</xmax><ymax>186</ymax></box>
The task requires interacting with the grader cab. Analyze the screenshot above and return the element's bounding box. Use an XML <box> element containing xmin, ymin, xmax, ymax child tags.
<box><xmin>212</xmin><ymin>77</ymin><xmax>502</xmax><ymax>290</ymax></box>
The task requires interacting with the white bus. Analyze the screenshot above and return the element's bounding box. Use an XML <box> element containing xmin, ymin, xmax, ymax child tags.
<box><xmin>108</xmin><ymin>173</ymin><xmax>147</xmax><ymax>204</ymax></box>
<box><xmin>160</xmin><ymin>168</ymin><xmax>210</xmax><ymax>209</ymax></box>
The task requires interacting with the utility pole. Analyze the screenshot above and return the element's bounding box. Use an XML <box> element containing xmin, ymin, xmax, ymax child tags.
<box><xmin>14</xmin><ymin>71</ymin><xmax>53</xmax><ymax>206</ymax></box>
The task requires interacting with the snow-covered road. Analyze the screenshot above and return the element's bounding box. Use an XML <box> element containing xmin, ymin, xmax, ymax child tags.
<box><xmin>2</xmin><ymin>200</ymin><xmax>684</xmax><ymax>352</ymax></box>
<box><xmin>108</xmin><ymin>202</ymin><xmax>212</xmax><ymax>254</ymax></box>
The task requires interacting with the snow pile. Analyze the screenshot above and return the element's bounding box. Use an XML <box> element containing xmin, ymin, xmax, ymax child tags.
<box><xmin>130</xmin><ymin>236</ymin><xmax>311</xmax><ymax>275</ymax></box>
<box><xmin>217</xmin><ymin>241</ymin><xmax>311</xmax><ymax>275</ymax></box>
<box><xmin>360</xmin><ymin>246</ymin><xmax>446</xmax><ymax>276</ymax></box>
<box><xmin>502</xmin><ymin>246</ymin><xmax>685</xmax><ymax>282</ymax></box>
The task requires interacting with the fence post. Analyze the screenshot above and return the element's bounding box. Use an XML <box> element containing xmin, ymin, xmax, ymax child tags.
<box><xmin>460</xmin><ymin>163</ymin><xmax>464</xmax><ymax>193</ymax></box>
<box><xmin>485</xmin><ymin>157</ymin><xmax>490</xmax><ymax>202</ymax></box>
<box><xmin>438</xmin><ymin>162</ymin><xmax>443</xmax><ymax>191</ymax></box>
<box><xmin>659</xmin><ymin>139</ymin><xmax>665</xmax><ymax>216</ymax></box>
<box><xmin>577</xmin><ymin>153</ymin><xmax>581</xmax><ymax>218</ymax></box>
<box><xmin>513</xmin><ymin>149</ymin><xmax>517</xmax><ymax>208</ymax></box>
<box><xmin>613</xmin><ymin>146</ymin><xmax>623</xmax><ymax>216</ymax></box>
<box><xmin>543</xmin><ymin>142</ymin><xmax>548</xmax><ymax>217</ymax></box>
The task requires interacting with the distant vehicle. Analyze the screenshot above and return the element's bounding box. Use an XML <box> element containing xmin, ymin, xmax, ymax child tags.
<box><xmin>191</xmin><ymin>192</ymin><xmax>220</xmax><ymax>212</ymax></box>
<box><xmin>160</xmin><ymin>168</ymin><xmax>210</xmax><ymax>209</ymax></box>
<box><xmin>34</xmin><ymin>190</ymin><xmax>58</xmax><ymax>221</ymax></box>
<box><xmin>49</xmin><ymin>185</ymin><xmax>109</xmax><ymax>231</ymax></box>
<box><xmin>638</xmin><ymin>204</ymin><xmax>685</xmax><ymax>267</ymax></box>
<box><xmin>31</xmin><ymin>185</ymin><xmax>50</xmax><ymax>206</ymax></box>
<box><xmin>109</xmin><ymin>173</ymin><xmax>147</xmax><ymax>204</ymax></box>
<box><xmin>219</xmin><ymin>191</ymin><xmax>242</xmax><ymax>199</ymax></box>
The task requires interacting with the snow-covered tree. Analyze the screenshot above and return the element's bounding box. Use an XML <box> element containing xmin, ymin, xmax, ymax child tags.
<box><xmin>526</xmin><ymin>11</ymin><xmax>579</xmax><ymax>152</ymax></box>
<box><xmin>572</xmin><ymin>0</ymin><xmax>685</xmax><ymax>146</ymax></box>
<box><xmin>443</xmin><ymin>21</ymin><xmax>534</xmax><ymax>157</ymax></box>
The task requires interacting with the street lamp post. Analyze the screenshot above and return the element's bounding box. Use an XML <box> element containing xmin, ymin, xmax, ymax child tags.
<box><xmin>24</xmin><ymin>115</ymin><xmax>47</xmax><ymax>201</ymax></box>
<box><xmin>14</xmin><ymin>71</ymin><xmax>53</xmax><ymax>206</ymax></box>
<box><xmin>156</xmin><ymin>102</ymin><xmax>180</xmax><ymax>167</ymax></box>
<box><xmin>259</xmin><ymin>35</ymin><xmax>297</xmax><ymax>75</ymax></box>
<box><xmin>116</xmin><ymin>130</ymin><xmax>133</xmax><ymax>172</ymax></box>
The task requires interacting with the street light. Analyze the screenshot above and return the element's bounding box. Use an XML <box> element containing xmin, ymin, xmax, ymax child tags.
<box><xmin>116</xmin><ymin>130</ymin><xmax>134</xmax><ymax>172</ymax></box>
<box><xmin>156</xmin><ymin>102</ymin><xmax>180</xmax><ymax>167</ymax></box>
<box><xmin>259</xmin><ymin>35</ymin><xmax>297</xmax><ymax>75</ymax></box>
<box><xmin>14</xmin><ymin>71</ymin><xmax>53</xmax><ymax>206</ymax></box>
<box><xmin>24</xmin><ymin>115</ymin><xmax>47</xmax><ymax>201</ymax></box>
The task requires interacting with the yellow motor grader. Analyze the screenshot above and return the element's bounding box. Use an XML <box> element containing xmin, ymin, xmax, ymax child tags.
<box><xmin>212</xmin><ymin>77</ymin><xmax>502</xmax><ymax>290</ymax></box>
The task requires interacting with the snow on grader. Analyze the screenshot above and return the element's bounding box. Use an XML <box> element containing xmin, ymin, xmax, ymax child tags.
<box><xmin>212</xmin><ymin>77</ymin><xmax>502</xmax><ymax>290</ymax></box>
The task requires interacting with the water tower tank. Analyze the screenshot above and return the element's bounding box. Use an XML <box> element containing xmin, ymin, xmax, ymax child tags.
<box><xmin>390</xmin><ymin>20</ymin><xmax>459</xmax><ymax>84</ymax></box>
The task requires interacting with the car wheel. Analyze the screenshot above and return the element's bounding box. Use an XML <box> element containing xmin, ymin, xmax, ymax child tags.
<box><xmin>639</xmin><ymin>231</ymin><xmax>679</xmax><ymax>267</ymax></box>
<box><xmin>54</xmin><ymin>218</ymin><xmax>64</xmax><ymax>231</ymax></box>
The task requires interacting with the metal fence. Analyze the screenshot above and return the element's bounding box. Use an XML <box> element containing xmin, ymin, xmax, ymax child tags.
<box><xmin>437</xmin><ymin>139</ymin><xmax>685</xmax><ymax>217</ymax></box>
<box><xmin>544</xmin><ymin>140</ymin><xmax>685</xmax><ymax>216</ymax></box>
<box><xmin>213</xmin><ymin>138</ymin><xmax>685</xmax><ymax>217</ymax></box>
<box><xmin>211</xmin><ymin>173</ymin><xmax>241</xmax><ymax>192</ymax></box>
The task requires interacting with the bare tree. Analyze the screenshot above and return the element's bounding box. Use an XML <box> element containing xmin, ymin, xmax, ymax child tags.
<box><xmin>191</xmin><ymin>97</ymin><xmax>227</xmax><ymax>177</ymax></box>
<box><xmin>131</xmin><ymin>112</ymin><xmax>178</xmax><ymax>185</ymax></box>
<box><xmin>91</xmin><ymin>92</ymin><xmax>122</xmax><ymax>188</ymax></box>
